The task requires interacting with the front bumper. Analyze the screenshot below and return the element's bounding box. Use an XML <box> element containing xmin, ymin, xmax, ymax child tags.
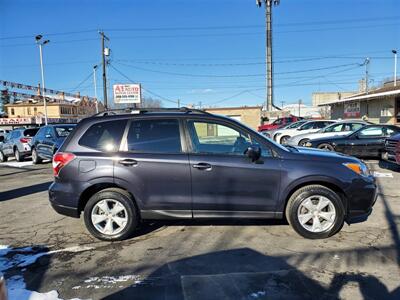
<box><xmin>382</xmin><ymin>151</ymin><xmax>400</xmax><ymax>165</ymax></box>
<box><xmin>345</xmin><ymin>176</ymin><xmax>377</xmax><ymax>224</ymax></box>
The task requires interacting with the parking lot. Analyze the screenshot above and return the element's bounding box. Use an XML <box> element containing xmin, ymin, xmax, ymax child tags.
<box><xmin>0</xmin><ymin>159</ymin><xmax>399</xmax><ymax>299</ymax></box>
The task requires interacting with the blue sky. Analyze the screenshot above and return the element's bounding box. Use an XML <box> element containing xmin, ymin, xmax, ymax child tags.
<box><xmin>0</xmin><ymin>0</ymin><xmax>399</xmax><ymax>108</ymax></box>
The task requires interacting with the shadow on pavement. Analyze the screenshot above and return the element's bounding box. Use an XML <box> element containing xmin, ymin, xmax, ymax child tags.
<box><xmin>0</xmin><ymin>181</ymin><xmax>52</xmax><ymax>202</ymax></box>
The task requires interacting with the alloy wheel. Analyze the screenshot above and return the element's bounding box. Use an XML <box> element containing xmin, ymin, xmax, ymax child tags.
<box><xmin>91</xmin><ymin>199</ymin><xmax>128</xmax><ymax>235</ymax></box>
<box><xmin>297</xmin><ymin>195</ymin><xmax>336</xmax><ymax>233</ymax></box>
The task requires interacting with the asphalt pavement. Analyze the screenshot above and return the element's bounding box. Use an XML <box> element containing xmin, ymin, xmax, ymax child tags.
<box><xmin>0</xmin><ymin>159</ymin><xmax>399</xmax><ymax>300</ymax></box>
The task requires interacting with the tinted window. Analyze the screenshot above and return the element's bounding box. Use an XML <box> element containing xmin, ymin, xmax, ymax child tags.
<box><xmin>55</xmin><ymin>125</ymin><xmax>75</xmax><ymax>137</ymax></box>
<box><xmin>324</xmin><ymin>123</ymin><xmax>343</xmax><ymax>132</ymax></box>
<box><xmin>79</xmin><ymin>120</ymin><xmax>127</xmax><ymax>151</ymax></box>
<box><xmin>314</xmin><ymin>122</ymin><xmax>331</xmax><ymax>129</ymax></box>
<box><xmin>299</xmin><ymin>122</ymin><xmax>315</xmax><ymax>130</ymax></box>
<box><xmin>36</xmin><ymin>127</ymin><xmax>46</xmax><ymax>138</ymax></box>
<box><xmin>188</xmin><ymin>120</ymin><xmax>251</xmax><ymax>155</ymax></box>
<box><xmin>23</xmin><ymin>128</ymin><xmax>39</xmax><ymax>137</ymax></box>
<box><xmin>126</xmin><ymin>119</ymin><xmax>181</xmax><ymax>153</ymax></box>
<box><xmin>358</xmin><ymin>127</ymin><xmax>384</xmax><ymax>137</ymax></box>
<box><xmin>349</xmin><ymin>123</ymin><xmax>364</xmax><ymax>131</ymax></box>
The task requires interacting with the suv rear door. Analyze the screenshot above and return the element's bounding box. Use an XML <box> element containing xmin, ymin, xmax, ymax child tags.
<box><xmin>186</xmin><ymin>118</ymin><xmax>281</xmax><ymax>217</ymax></box>
<box><xmin>114</xmin><ymin>117</ymin><xmax>192</xmax><ymax>217</ymax></box>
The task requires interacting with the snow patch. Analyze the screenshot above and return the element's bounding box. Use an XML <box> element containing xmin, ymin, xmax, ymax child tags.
<box><xmin>73</xmin><ymin>275</ymin><xmax>142</xmax><ymax>290</ymax></box>
<box><xmin>1</xmin><ymin>245</ymin><xmax>92</xmax><ymax>300</ymax></box>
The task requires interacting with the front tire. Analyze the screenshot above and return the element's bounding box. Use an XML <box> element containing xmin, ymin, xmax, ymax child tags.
<box><xmin>0</xmin><ymin>151</ymin><xmax>7</xmax><ymax>162</ymax></box>
<box><xmin>280</xmin><ymin>135</ymin><xmax>290</xmax><ymax>145</ymax></box>
<box><xmin>83</xmin><ymin>188</ymin><xmax>138</xmax><ymax>241</ymax></box>
<box><xmin>298</xmin><ymin>139</ymin><xmax>310</xmax><ymax>146</ymax></box>
<box><xmin>285</xmin><ymin>185</ymin><xmax>345</xmax><ymax>239</ymax></box>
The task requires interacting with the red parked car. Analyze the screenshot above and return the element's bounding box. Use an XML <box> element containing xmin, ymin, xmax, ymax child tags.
<box><xmin>258</xmin><ymin>116</ymin><xmax>302</xmax><ymax>132</ymax></box>
<box><xmin>382</xmin><ymin>133</ymin><xmax>400</xmax><ymax>166</ymax></box>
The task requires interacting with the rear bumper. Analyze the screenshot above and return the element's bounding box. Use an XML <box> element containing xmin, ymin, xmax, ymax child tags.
<box><xmin>48</xmin><ymin>181</ymin><xmax>80</xmax><ymax>218</ymax></box>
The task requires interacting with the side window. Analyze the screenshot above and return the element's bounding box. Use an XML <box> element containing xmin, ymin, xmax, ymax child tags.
<box><xmin>188</xmin><ymin>120</ymin><xmax>251</xmax><ymax>155</ymax></box>
<box><xmin>126</xmin><ymin>119</ymin><xmax>182</xmax><ymax>153</ymax></box>
<box><xmin>299</xmin><ymin>122</ymin><xmax>314</xmax><ymax>130</ymax></box>
<box><xmin>358</xmin><ymin>127</ymin><xmax>384</xmax><ymax>137</ymax></box>
<box><xmin>79</xmin><ymin>120</ymin><xmax>127</xmax><ymax>151</ymax></box>
<box><xmin>324</xmin><ymin>124</ymin><xmax>342</xmax><ymax>132</ymax></box>
<box><xmin>314</xmin><ymin>122</ymin><xmax>328</xmax><ymax>129</ymax></box>
<box><xmin>350</xmin><ymin>123</ymin><xmax>364</xmax><ymax>131</ymax></box>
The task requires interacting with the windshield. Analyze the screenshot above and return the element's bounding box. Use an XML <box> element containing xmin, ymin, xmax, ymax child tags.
<box><xmin>286</xmin><ymin>120</ymin><xmax>307</xmax><ymax>129</ymax></box>
<box><xmin>55</xmin><ymin>125</ymin><xmax>76</xmax><ymax>137</ymax></box>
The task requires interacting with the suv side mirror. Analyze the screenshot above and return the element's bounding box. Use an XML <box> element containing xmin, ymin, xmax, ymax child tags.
<box><xmin>245</xmin><ymin>144</ymin><xmax>261</xmax><ymax>162</ymax></box>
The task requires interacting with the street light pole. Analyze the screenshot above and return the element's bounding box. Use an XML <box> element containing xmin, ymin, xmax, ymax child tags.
<box><xmin>93</xmin><ymin>65</ymin><xmax>99</xmax><ymax>113</ymax></box>
<box><xmin>35</xmin><ymin>35</ymin><xmax>50</xmax><ymax>125</ymax></box>
<box><xmin>393</xmin><ymin>50</ymin><xmax>397</xmax><ymax>87</ymax></box>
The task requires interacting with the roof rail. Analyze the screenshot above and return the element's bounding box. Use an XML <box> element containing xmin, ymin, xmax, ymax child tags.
<box><xmin>92</xmin><ymin>107</ymin><xmax>211</xmax><ymax>117</ymax></box>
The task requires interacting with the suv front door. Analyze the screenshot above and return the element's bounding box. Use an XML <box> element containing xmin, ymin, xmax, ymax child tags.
<box><xmin>114</xmin><ymin>118</ymin><xmax>192</xmax><ymax>217</ymax></box>
<box><xmin>186</xmin><ymin>119</ymin><xmax>281</xmax><ymax>217</ymax></box>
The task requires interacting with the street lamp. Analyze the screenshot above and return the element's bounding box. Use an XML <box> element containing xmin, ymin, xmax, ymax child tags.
<box><xmin>392</xmin><ymin>50</ymin><xmax>397</xmax><ymax>87</ymax></box>
<box><xmin>35</xmin><ymin>35</ymin><xmax>50</xmax><ymax>125</ymax></box>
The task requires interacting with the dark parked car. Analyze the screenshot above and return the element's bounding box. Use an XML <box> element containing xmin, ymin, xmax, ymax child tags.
<box><xmin>49</xmin><ymin>108</ymin><xmax>377</xmax><ymax>241</ymax></box>
<box><xmin>0</xmin><ymin>127</ymin><xmax>39</xmax><ymax>162</ymax></box>
<box><xmin>306</xmin><ymin>124</ymin><xmax>400</xmax><ymax>158</ymax></box>
<box><xmin>382</xmin><ymin>133</ymin><xmax>400</xmax><ymax>166</ymax></box>
<box><xmin>30</xmin><ymin>124</ymin><xmax>76</xmax><ymax>164</ymax></box>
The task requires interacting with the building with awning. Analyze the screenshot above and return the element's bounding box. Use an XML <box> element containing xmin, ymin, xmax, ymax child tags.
<box><xmin>318</xmin><ymin>81</ymin><xmax>400</xmax><ymax>125</ymax></box>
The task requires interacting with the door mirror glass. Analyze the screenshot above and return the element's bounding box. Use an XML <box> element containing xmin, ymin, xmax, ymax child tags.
<box><xmin>245</xmin><ymin>144</ymin><xmax>261</xmax><ymax>162</ymax></box>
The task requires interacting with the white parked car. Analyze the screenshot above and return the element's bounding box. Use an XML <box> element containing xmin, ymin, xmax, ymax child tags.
<box><xmin>287</xmin><ymin>120</ymin><xmax>370</xmax><ymax>146</ymax></box>
<box><xmin>275</xmin><ymin>120</ymin><xmax>336</xmax><ymax>144</ymax></box>
<box><xmin>262</xmin><ymin>120</ymin><xmax>307</xmax><ymax>139</ymax></box>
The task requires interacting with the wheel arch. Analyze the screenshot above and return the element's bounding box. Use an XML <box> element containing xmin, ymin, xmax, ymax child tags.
<box><xmin>78</xmin><ymin>183</ymin><xmax>139</xmax><ymax>217</ymax></box>
<box><xmin>279</xmin><ymin>178</ymin><xmax>348</xmax><ymax>218</ymax></box>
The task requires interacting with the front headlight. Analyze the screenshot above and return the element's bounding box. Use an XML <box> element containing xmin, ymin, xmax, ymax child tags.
<box><xmin>343</xmin><ymin>162</ymin><xmax>370</xmax><ymax>177</ymax></box>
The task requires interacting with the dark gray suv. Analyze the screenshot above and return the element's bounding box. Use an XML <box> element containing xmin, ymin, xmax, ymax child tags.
<box><xmin>49</xmin><ymin>108</ymin><xmax>377</xmax><ymax>241</ymax></box>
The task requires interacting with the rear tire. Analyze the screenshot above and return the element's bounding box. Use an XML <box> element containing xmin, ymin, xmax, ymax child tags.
<box><xmin>299</xmin><ymin>139</ymin><xmax>310</xmax><ymax>146</ymax></box>
<box><xmin>84</xmin><ymin>188</ymin><xmax>138</xmax><ymax>241</ymax></box>
<box><xmin>317</xmin><ymin>143</ymin><xmax>334</xmax><ymax>151</ymax></box>
<box><xmin>32</xmin><ymin>148</ymin><xmax>42</xmax><ymax>164</ymax></box>
<box><xmin>0</xmin><ymin>151</ymin><xmax>7</xmax><ymax>162</ymax></box>
<box><xmin>14</xmin><ymin>148</ymin><xmax>24</xmax><ymax>162</ymax></box>
<box><xmin>285</xmin><ymin>185</ymin><xmax>345</xmax><ymax>239</ymax></box>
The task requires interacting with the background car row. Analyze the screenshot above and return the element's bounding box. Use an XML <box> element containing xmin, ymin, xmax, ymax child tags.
<box><xmin>0</xmin><ymin>124</ymin><xmax>76</xmax><ymax>163</ymax></box>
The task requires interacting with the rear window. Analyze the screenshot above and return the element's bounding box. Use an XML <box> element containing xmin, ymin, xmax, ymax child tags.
<box><xmin>55</xmin><ymin>125</ymin><xmax>76</xmax><ymax>137</ymax></box>
<box><xmin>23</xmin><ymin>128</ymin><xmax>39</xmax><ymax>137</ymax></box>
<box><xmin>126</xmin><ymin>119</ymin><xmax>182</xmax><ymax>153</ymax></box>
<box><xmin>79</xmin><ymin>120</ymin><xmax>127</xmax><ymax>151</ymax></box>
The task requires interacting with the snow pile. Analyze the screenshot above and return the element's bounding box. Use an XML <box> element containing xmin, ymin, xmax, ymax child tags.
<box><xmin>73</xmin><ymin>275</ymin><xmax>142</xmax><ymax>290</ymax></box>
<box><xmin>0</xmin><ymin>245</ymin><xmax>92</xmax><ymax>300</ymax></box>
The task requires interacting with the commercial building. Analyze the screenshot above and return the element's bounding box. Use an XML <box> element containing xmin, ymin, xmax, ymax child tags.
<box><xmin>318</xmin><ymin>82</ymin><xmax>400</xmax><ymax>125</ymax></box>
<box><xmin>204</xmin><ymin>106</ymin><xmax>262</xmax><ymax>130</ymax></box>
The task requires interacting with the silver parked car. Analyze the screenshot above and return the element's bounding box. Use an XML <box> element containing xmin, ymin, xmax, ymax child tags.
<box><xmin>262</xmin><ymin>120</ymin><xmax>308</xmax><ymax>139</ymax></box>
<box><xmin>286</xmin><ymin>120</ymin><xmax>370</xmax><ymax>146</ymax></box>
<box><xmin>0</xmin><ymin>127</ymin><xmax>39</xmax><ymax>162</ymax></box>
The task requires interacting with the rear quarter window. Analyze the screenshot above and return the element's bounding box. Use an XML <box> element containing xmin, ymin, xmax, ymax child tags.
<box><xmin>23</xmin><ymin>128</ymin><xmax>39</xmax><ymax>137</ymax></box>
<box><xmin>79</xmin><ymin>119</ymin><xmax>127</xmax><ymax>152</ymax></box>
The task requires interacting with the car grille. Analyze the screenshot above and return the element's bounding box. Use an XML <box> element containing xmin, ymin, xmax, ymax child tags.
<box><xmin>385</xmin><ymin>139</ymin><xmax>399</xmax><ymax>153</ymax></box>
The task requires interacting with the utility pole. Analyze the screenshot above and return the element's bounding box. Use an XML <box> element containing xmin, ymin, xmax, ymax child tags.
<box><xmin>392</xmin><ymin>50</ymin><xmax>397</xmax><ymax>87</ymax></box>
<box><xmin>298</xmin><ymin>99</ymin><xmax>302</xmax><ymax>117</ymax></box>
<box><xmin>93</xmin><ymin>65</ymin><xmax>98</xmax><ymax>113</ymax></box>
<box><xmin>177</xmin><ymin>99</ymin><xmax>180</xmax><ymax>108</ymax></box>
<box><xmin>257</xmin><ymin>0</ymin><xmax>280</xmax><ymax>112</ymax></box>
<box><xmin>99</xmin><ymin>31</ymin><xmax>110</xmax><ymax>109</ymax></box>
<box><xmin>35</xmin><ymin>35</ymin><xmax>50</xmax><ymax>125</ymax></box>
<box><xmin>364</xmin><ymin>57</ymin><xmax>370</xmax><ymax>94</ymax></box>
<box><xmin>281</xmin><ymin>100</ymin><xmax>285</xmax><ymax>109</ymax></box>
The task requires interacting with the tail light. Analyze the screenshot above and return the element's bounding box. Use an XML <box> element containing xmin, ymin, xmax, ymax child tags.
<box><xmin>20</xmin><ymin>137</ymin><xmax>31</xmax><ymax>143</ymax></box>
<box><xmin>52</xmin><ymin>152</ymin><xmax>76</xmax><ymax>177</ymax></box>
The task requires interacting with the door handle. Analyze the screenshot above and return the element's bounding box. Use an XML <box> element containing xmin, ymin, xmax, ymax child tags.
<box><xmin>118</xmin><ymin>159</ymin><xmax>138</xmax><ymax>166</ymax></box>
<box><xmin>192</xmin><ymin>163</ymin><xmax>212</xmax><ymax>171</ymax></box>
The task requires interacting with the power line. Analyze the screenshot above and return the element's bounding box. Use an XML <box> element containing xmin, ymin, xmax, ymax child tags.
<box><xmin>68</xmin><ymin>72</ymin><xmax>94</xmax><ymax>93</ymax></box>
<box><xmin>109</xmin><ymin>63</ymin><xmax>185</xmax><ymax>106</ymax></box>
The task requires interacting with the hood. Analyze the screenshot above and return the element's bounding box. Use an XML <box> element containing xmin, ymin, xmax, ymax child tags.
<box><xmin>292</xmin><ymin>146</ymin><xmax>358</xmax><ymax>162</ymax></box>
